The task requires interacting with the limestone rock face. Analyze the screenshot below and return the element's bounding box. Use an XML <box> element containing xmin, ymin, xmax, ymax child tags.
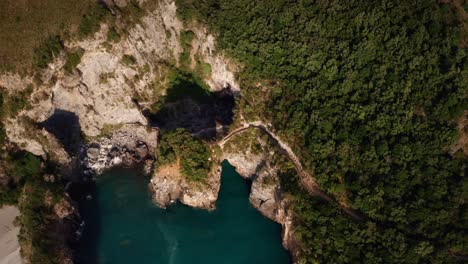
<box><xmin>82</xmin><ymin>124</ymin><xmax>158</xmax><ymax>176</ymax></box>
<box><xmin>249</xmin><ymin>170</ymin><xmax>280</xmax><ymax>220</ymax></box>
<box><xmin>150</xmin><ymin>174</ymin><xmax>182</xmax><ymax>207</ymax></box>
<box><xmin>53</xmin><ymin>197</ymin><xmax>75</xmax><ymax>219</ymax></box>
<box><xmin>179</xmin><ymin>167</ymin><xmax>220</xmax><ymax>209</ymax></box>
<box><xmin>221</xmin><ymin>148</ymin><xmax>299</xmax><ymax>262</ymax></box>
<box><xmin>0</xmin><ymin>0</ymin><xmax>301</xmax><ymax>262</ymax></box>
<box><xmin>0</xmin><ymin>0</ymin><xmax>239</xmax><ymax>161</ymax></box>
<box><xmin>222</xmin><ymin>151</ymin><xmax>264</xmax><ymax>179</ymax></box>
<box><xmin>223</xmin><ymin>151</ymin><xmax>281</xmax><ymax>220</ymax></box>
<box><xmin>51</xmin><ymin>52</ymin><xmax>147</xmax><ymax>138</ymax></box>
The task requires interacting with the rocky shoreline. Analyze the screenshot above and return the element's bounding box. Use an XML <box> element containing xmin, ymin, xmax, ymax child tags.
<box><xmin>222</xmin><ymin>151</ymin><xmax>300</xmax><ymax>262</ymax></box>
<box><xmin>73</xmin><ymin>121</ymin><xmax>300</xmax><ymax>261</ymax></box>
<box><xmin>0</xmin><ymin>0</ymin><xmax>299</xmax><ymax>262</ymax></box>
<box><xmin>149</xmin><ymin>163</ymin><xmax>221</xmax><ymax>210</ymax></box>
<box><xmin>81</xmin><ymin>124</ymin><xmax>158</xmax><ymax>177</ymax></box>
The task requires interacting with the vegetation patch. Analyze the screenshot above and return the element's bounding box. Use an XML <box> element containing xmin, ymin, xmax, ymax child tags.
<box><xmin>179</xmin><ymin>30</ymin><xmax>195</xmax><ymax>66</ymax></box>
<box><xmin>157</xmin><ymin>128</ymin><xmax>210</xmax><ymax>181</ymax></box>
<box><xmin>33</xmin><ymin>36</ymin><xmax>63</xmax><ymax>69</ymax></box>
<box><xmin>99</xmin><ymin>72</ymin><xmax>114</xmax><ymax>84</ymax></box>
<box><xmin>98</xmin><ymin>123</ymin><xmax>124</xmax><ymax>139</ymax></box>
<box><xmin>0</xmin><ymin>151</ymin><xmax>39</xmax><ymax>206</ymax></box>
<box><xmin>121</xmin><ymin>54</ymin><xmax>137</xmax><ymax>66</ymax></box>
<box><xmin>0</xmin><ymin>85</ymin><xmax>34</xmax><ymax>118</ymax></box>
<box><xmin>78</xmin><ymin>2</ymin><xmax>109</xmax><ymax>38</ymax></box>
<box><xmin>179</xmin><ymin>0</ymin><xmax>468</xmax><ymax>262</ymax></box>
<box><xmin>0</xmin><ymin>0</ymin><xmax>97</xmax><ymax>73</ymax></box>
<box><xmin>0</xmin><ymin>149</ymin><xmax>69</xmax><ymax>262</ymax></box>
<box><xmin>107</xmin><ymin>26</ymin><xmax>121</xmax><ymax>43</ymax></box>
<box><xmin>64</xmin><ymin>48</ymin><xmax>84</xmax><ymax>73</ymax></box>
<box><xmin>224</xmin><ymin>127</ymin><xmax>265</xmax><ymax>155</ymax></box>
<box><xmin>148</xmin><ymin>69</ymin><xmax>212</xmax><ymax>115</ymax></box>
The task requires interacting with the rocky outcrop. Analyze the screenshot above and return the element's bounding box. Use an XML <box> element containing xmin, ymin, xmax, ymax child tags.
<box><xmin>0</xmin><ymin>0</ymin><xmax>298</xmax><ymax>262</ymax></box>
<box><xmin>223</xmin><ymin>151</ymin><xmax>281</xmax><ymax>218</ymax></box>
<box><xmin>50</xmin><ymin>195</ymin><xmax>80</xmax><ymax>264</ymax></box>
<box><xmin>190</xmin><ymin>28</ymin><xmax>240</xmax><ymax>92</ymax></box>
<box><xmin>149</xmin><ymin>161</ymin><xmax>220</xmax><ymax>210</ymax></box>
<box><xmin>0</xmin><ymin>0</ymin><xmax>239</xmax><ymax>158</ymax></box>
<box><xmin>222</xmin><ymin>143</ymin><xmax>301</xmax><ymax>262</ymax></box>
<box><xmin>82</xmin><ymin>124</ymin><xmax>158</xmax><ymax>176</ymax></box>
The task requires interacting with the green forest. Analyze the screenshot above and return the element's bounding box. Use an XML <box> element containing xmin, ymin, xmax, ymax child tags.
<box><xmin>177</xmin><ymin>0</ymin><xmax>467</xmax><ymax>263</ymax></box>
<box><xmin>0</xmin><ymin>149</ymin><xmax>67</xmax><ymax>263</ymax></box>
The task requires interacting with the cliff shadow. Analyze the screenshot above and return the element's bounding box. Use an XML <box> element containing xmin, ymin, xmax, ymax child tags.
<box><xmin>144</xmin><ymin>74</ymin><xmax>236</xmax><ymax>140</ymax></box>
<box><xmin>40</xmin><ymin>109</ymin><xmax>83</xmax><ymax>155</ymax></box>
<box><xmin>68</xmin><ymin>180</ymin><xmax>101</xmax><ymax>264</ymax></box>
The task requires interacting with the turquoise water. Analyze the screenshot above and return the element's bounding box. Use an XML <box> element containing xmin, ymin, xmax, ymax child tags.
<box><xmin>78</xmin><ymin>161</ymin><xmax>290</xmax><ymax>264</ymax></box>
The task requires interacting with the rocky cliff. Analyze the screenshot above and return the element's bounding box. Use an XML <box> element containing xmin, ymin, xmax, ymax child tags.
<box><xmin>220</xmin><ymin>128</ymin><xmax>301</xmax><ymax>262</ymax></box>
<box><xmin>149</xmin><ymin>161</ymin><xmax>221</xmax><ymax>209</ymax></box>
<box><xmin>0</xmin><ymin>0</ymin><xmax>297</xmax><ymax>262</ymax></box>
<box><xmin>1</xmin><ymin>0</ymin><xmax>238</xmax><ymax>164</ymax></box>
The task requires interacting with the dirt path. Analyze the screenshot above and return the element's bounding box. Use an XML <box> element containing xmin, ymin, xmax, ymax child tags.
<box><xmin>220</xmin><ymin>121</ymin><xmax>468</xmax><ymax>260</ymax></box>
<box><xmin>219</xmin><ymin>121</ymin><xmax>363</xmax><ymax>220</ymax></box>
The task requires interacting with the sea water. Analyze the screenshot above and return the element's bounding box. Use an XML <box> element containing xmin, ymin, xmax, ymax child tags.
<box><xmin>78</xmin><ymin>161</ymin><xmax>290</xmax><ymax>264</ymax></box>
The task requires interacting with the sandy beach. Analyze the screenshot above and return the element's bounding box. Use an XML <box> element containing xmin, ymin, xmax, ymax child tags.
<box><xmin>0</xmin><ymin>206</ymin><xmax>22</xmax><ymax>264</ymax></box>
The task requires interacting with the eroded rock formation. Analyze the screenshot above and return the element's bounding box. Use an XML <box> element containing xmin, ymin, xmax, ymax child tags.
<box><xmin>149</xmin><ymin>161</ymin><xmax>221</xmax><ymax>209</ymax></box>
<box><xmin>222</xmin><ymin>141</ymin><xmax>300</xmax><ymax>262</ymax></box>
<box><xmin>0</xmin><ymin>0</ymin><xmax>298</xmax><ymax>262</ymax></box>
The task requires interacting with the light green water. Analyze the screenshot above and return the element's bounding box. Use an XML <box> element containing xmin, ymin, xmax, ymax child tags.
<box><xmin>78</xmin><ymin>161</ymin><xmax>290</xmax><ymax>264</ymax></box>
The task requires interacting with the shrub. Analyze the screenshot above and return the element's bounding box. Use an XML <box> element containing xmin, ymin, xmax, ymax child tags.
<box><xmin>157</xmin><ymin>128</ymin><xmax>210</xmax><ymax>181</ymax></box>
<box><xmin>121</xmin><ymin>54</ymin><xmax>136</xmax><ymax>66</ymax></box>
<box><xmin>32</xmin><ymin>36</ymin><xmax>63</xmax><ymax>69</ymax></box>
<box><xmin>107</xmin><ymin>27</ymin><xmax>121</xmax><ymax>42</ymax></box>
<box><xmin>179</xmin><ymin>30</ymin><xmax>195</xmax><ymax>66</ymax></box>
<box><xmin>78</xmin><ymin>2</ymin><xmax>109</xmax><ymax>38</ymax></box>
<box><xmin>64</xmin><ymin>49</ymin><xmax>84</xmax><ymax>73</ymax></box>
<box><xmin>1</xmin><ymin>84</ymin><xmax>33</xmax><ymax>117</ymax></box>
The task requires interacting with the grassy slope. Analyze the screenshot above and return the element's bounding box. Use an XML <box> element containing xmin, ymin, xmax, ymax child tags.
<box><xmin>0</xmin><ymin>0</ymin><xmax>95</xmax><ymax>73</ymax></box>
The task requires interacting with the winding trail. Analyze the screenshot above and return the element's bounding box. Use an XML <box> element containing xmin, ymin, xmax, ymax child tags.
<box><xmin>219</xmin><ymin>121</ymin><xmax>363</xmax><ymax>220</ymax></box>
<box><xmin>220</xmin><ymin>121</ymin><xmax>468</xmax><ymax>260</ymax></box>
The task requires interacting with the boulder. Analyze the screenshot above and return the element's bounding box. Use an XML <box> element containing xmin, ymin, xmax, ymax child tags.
<box><xmin>86</xmin><ymin>147</ymin><xmax>100</xmax><ymax>160</ymax></box>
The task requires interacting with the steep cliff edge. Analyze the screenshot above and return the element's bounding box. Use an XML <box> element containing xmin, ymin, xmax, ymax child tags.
<box><xmin>220</xmin><ymin>127</ymin><xmax>301</xmax><ymax>262</ymax></box>
<box><xmin>0</xmin><ymin>0</ymin><xmax>239</xmax><ymax>162</ymax></box>
<box><xmin>149</xmin><ymin>160</ymin><xmax>221</xmax><ymax>209</ymax></box>
<box><xmin>0</xmin><ymin>0</ymin><xmax>298</xmax><ymax>263</ymax></box>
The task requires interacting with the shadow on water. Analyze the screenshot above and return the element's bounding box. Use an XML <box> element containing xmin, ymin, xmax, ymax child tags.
<box><xmin>144</xmin><ymin>74</ymin><xmax>236</xmax><ymax>139</ymax></box>
<box><xmin>70</xmin><ymin>179</ymin><xmax>101</xmax><ymax>264</ymax></box>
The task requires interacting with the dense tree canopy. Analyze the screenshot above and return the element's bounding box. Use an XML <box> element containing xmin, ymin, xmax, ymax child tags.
<box><xmin>177</xmin><ymin>0</ymin><xmax>467</xmax><ymax>262</ymax></box>
<box><xmin>157</xmin><ymin>128</ymin><xmax>211</xmax><ymax>181</ymax></box>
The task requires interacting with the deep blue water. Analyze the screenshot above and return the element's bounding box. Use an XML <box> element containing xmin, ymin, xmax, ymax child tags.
<box><xmin>78</xmin><ymin>161</ymin><xmax>290</xmax><ymax>264</ymax></box>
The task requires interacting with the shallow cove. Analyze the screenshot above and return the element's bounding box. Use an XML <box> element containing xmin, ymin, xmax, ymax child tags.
<box><xmin>77</xmin><ymin>161</ymin><xmax>290</xmax><ymax>264</ymax></box>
